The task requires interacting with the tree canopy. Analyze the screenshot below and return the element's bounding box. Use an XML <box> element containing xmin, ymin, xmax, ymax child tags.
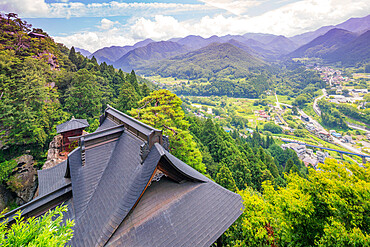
<box><xmin>129</xmin><ymin>89</ymin><xmax>206</xmax><ymax>173</ymax></box>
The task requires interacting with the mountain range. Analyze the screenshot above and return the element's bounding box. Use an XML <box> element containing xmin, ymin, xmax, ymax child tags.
<box><xmin>140</xmin><ymin>42</ymin><xmax>265</xmax><ymax>79</ymax></box>
<box><xmin>288</xmin><ymin>28</ymin><xmax>359</xmax><ymax>58</ymax></box>
<box><xmin>78</xmin><ymin>14</ymin><xmax>370</xmax><ymax>74</ymax></box>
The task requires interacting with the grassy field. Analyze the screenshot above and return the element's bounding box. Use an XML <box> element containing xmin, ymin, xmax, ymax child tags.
<box><xmin>276</xmin><ymin>94</ymin><xmax>294</xmax><ymax>105</ymax></box>
<box><xmin>353</xmin><ymin>73</ymin><xmax>370</xmax><ymax>79</ymax></box>
<box><xmin>146</xmin><ymin>75</ymin><xmax>187</xmax><ymax>85</ymax></box>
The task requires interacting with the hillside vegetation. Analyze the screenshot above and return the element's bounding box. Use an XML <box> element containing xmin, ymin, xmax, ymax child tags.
<box><xmin>0</xmin><ymin>13</ymin><xmax>151</xmax><ymax>165</ymax></box>
<box><xmin>141</xmin><ymin>42</ymin><xmax>266</xmax><ymax>79</ymax></box>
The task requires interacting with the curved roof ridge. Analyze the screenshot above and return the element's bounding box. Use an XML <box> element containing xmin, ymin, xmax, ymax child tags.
<box><xmin>154</xmin><ymin>143</ymin><xmax>208</xmax><ymax>183</ymax></box>
<box><xmin>56</xmin><ymin>118</ymin><xmax>89</xmax><ymax>134</ymax></box>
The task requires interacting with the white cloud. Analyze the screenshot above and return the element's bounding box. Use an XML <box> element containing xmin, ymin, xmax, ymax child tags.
<box><xmin>13</xmin><ymin>1</ymin><xmax>215</xmax><ymax>18</ymax></box>
<box><xmin>131</xmin><ymin>15</ymin><xmax>188</xmax><ymax>40</ymax></box>
<box><xmin>131</xmin><ymin>0</ymin><xmax>370</xmax><ymax>40</ymax></box>
<box><xmin>247</xmin><ymin>0</ymin><xmax>370</xmax><ymax>36</ymax></box>
<box><xmin>50</xmin><ymin>0</ymin><xmax>370</xmax><ymax>52</ymax></box>
<box><xmin>199</xmin><ymin>0</ymin><xmax>266</xmax><ymax>16</ymax></box>
<box><xmin>0</xmin><ymin>0</ymin><xmax>48</xmax><ymax>16</ymax></box>
<box><xmin>98</xmin><ymin>18</ymin><xmax>119</xmax><ymax>30</ymax></box>
<box><xmin>54</xmin><ymin>28</ymin><xmax>136</xmax><ymax>53</ymax></box>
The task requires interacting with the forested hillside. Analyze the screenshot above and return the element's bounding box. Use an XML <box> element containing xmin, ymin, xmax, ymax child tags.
<box><xmin>141</xmin><ymin>42</ymin><xmax>265</xmax><ymax>79</ymax></box>
<box><xmin>0</xmin><ymin>13</ymin><xmax>151</xmax><ymax>188</ymax></box>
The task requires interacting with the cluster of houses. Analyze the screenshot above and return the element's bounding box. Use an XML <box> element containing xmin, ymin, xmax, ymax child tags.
<box><xmin>305</xmin><ymin>123</ymin><xmax>333</xmax><ymax>142</ymax></box>
<box><xmin>315</xmin><ymin>66</ymin><xmax>349</xmax><ymax>86</ymax></box>
<box><xmin>328</xmin><ymin>130</ymin><xmax>354</xmax><ymax>144</ymax></box>
<box><xmin>255</xmin><ymin>110</ymin><xmax>271</xmax><ymax>121</ymax></box>
<box><xmin>328</xmin><ymin>94</ymin><xmax>364</xmax><ymax>104</ymax></box>
<box><xmin>281</xmin><ymin>142</ymin><xmax>329</xmax><ymax>167</ymax></box>
<box><xmin>305</xmin><ymin>123</ymin><xmax>355</xmax><ymax>144</ymax></box>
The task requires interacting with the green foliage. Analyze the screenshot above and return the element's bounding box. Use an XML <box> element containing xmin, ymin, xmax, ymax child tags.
<box><xmin>215</xmin><ymin>165</ymin><xmax>238</xmax><ymax>192</ymax></box>
<box><xmin>0</xmin><ymin>51</ymin><xmax>69</xmax><ymax>146</ymax></box>
<box><xmin>318</xmin><ymin>99</ymin><xmax>349</xmax><ymax>130</ymax></box>
<box><xmin>64</xmin><ymin>69</ymin><xmax>102</xmax><ymax>119</ymax></box>
<box><xmin>231</xmin><ymin>159</ymin><xmax>370</xmax><ymax>246</ymax></box>
<box><xmin>116</xmin><ymin>81</ymin><xmax>139</xmax><ymax>113</ymax></box>
<box><xmin>263</xmin><ymin>122</ymin><xmax>283</xmax><ymax>134</ymax></box>
<box><xmin>293</xmin><ymin>94</ymin><xmax>310</xmax><ymax>107</ymax></box>
<box><xmin>129</xmin><ymin>89</ymin><xmax>206</xmax><ymax>173</ymax></box>
<box><xmin>0</xmin><ymin>159</ymin><xmax>17</xmax><ymax>182</ymax></box>
<box><xmin>188</xmin><ymin>117</ymin><xmax>283</xmax><ymax>192</ymax></box>
<box><xmin>293</xmin><ymin>129</ymin><xmax>306</xmax><ymax>137</ymax></box>
<box><xmin>85</xmin><ymin>119</ymin><xmax>100</xmax><ymax>133</ymax></box>
<box><xmin>229</xmin><ymin>188</ymin><xmax>275</xmax><ymax>247</ymax></box>
<box><xmin>0</xmin><ymin>204</ymin><xmax>74</xmax><ymax>246</ymax></box>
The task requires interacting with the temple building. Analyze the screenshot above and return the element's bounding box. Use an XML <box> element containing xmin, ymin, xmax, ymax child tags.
<box><xmin>3</xmin><ymin>106</ymin><xmax>243</xmax><ymax>246</ymax></box>
<box><xmin>56</xmin><ymin>117</ymin><xmax>89</xmax><ymax>151</ymax></box>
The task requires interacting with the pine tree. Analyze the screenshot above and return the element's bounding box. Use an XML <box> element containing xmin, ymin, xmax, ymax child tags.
<box><xmin>64</xmin><ymin>69</ymin><xmax>102</xmax><ymax>119</ymax></box>
<box><xmin>128</xmin><ymin>70</ymin><xmax>141</xmax><ymax>96</ymax></box>
<box><xmin>68</xmin><ymin>46</ymin><xmax>77</xmax><ymax>67</ymax></box>
<box><xmin>116</xmin><ymin>82</ymin><xmax>139</xmax><ymax>113</ymax></box>
<box><xmin>128</xmin><ymin>89</ymin><xmax>206</xmax><ymax>173</ymax></box>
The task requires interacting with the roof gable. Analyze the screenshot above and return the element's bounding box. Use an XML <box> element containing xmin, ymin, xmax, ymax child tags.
<box><xmin>4</xmin><ymin>105</ymin><xmax>243</xmax><ymax>247</ymax></box>
<box><xmin>56</xmin><ymin>118</ymin><xmax>89</xmax><ymax>134</ymax></box>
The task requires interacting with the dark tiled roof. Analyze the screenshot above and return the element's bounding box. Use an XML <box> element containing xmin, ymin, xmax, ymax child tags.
<box><xmin>37</xmin><ymin>160</ymin><xmax>71</xmax><ymax>197</ymax></box>
<box><xmin>105</xmin><ymin>106</ymin><xmax>160</xmax><ymax>137</ymax></box>
<box><xmin>159</xmin><ymin>144</ymin><xmax>208</xmax><ymax>182</ymax></box>
<box><xmin>69</xmin><ymin>140</ymin><xmax>118</xmax><ymax>218</ymax></box>
<box><xmin>71</xmin><ymin>131</ymin><xmax>161</xmax><ymax>246</ymax></box>
<box><xmin>56</xmin><ymin>119</ymin><xmax>89</xmax><ymax>134</ymax></box>
<box><xmin>3</xmin><ymin>106</ymin><xmax>243</xmax><ymax>247</ymax></box>
<box><xmin>95</xmin><ymin>117</ymin><xmax>118</xmax><ymax>132</ymax></box>
<box><xmin>106</xmin><ymin>177</ymin><xmax>243</xmax><ymax>247</ymax></box>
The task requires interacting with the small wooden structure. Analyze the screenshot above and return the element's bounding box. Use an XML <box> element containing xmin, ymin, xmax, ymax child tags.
<box><xmin>56</xmin><ymin>117</ymin><xmax>89</xmax><ymax>151</ymax></box>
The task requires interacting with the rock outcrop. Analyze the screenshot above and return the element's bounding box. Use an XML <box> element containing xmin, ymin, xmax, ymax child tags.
<box><xmin>0</xmin><ymin>185</ymin><xmax>15</xmax><ymax>211</ymax></box>
<box><xmin>42</xmin><ymin>134</ymin><xmax>67</xmax><ymax>170</ymax></box>
<box><xmin>5</xmin><ymin>154</ymin><xmax>37</xmax><ymax>206</ymax></box>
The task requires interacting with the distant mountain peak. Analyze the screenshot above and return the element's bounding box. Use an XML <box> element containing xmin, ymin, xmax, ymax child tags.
<box><xmin>288</xmin><ymin>28</ymin><xmax>358</xmax><ymax>58</ymax></box>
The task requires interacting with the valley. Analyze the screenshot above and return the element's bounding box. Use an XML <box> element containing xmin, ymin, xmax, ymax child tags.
<box><xmin>148</xmin><ymin>61</ymin><xmax>370</xmax><ymax>166</ymax></box>
<box><xmin>0</xmin><ymin>11</ymin><xmax>369</xmax><ymax>247</ymax></box>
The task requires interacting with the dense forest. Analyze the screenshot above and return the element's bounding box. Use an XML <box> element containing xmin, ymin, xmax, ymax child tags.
<box><xmin>1</xmin><ymin>14</ymin><xmax>369</xmax><ymax>246</ymax></box>
<box><xmin>169</xmin><ymin>60</ymin><xmax>323</xmax><ymax>99</ymax></box>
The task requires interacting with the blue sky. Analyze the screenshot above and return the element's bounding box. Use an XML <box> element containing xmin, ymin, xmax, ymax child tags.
<box><xmin>1</xmin><ymin>0</ymin><xmax>369</xmax><ymax>52</ymax></box>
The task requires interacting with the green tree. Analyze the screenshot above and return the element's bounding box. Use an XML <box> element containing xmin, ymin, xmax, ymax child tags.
<box><xmin>0</xmin><ymin>205</ymin><xmax>74</xmax><ymax>246</ymax></box>
<box><xmin>116</xmin><ymin>81</ymin><xmax>139</xmax><ymax>113</ymax></box>
<box><xmin>68</xmin><ymin>46</ymin><xmax>77</xmax><ymax>70</ymax></box>
<box><xmin>127</xmin><ymin>70</ymin><xmax>141</xmax><ymax>96</ymax></box>
<box><xmin>129</xmin><ymin>89</ymin><xmax>206</xmax><ymax>173</ymax></box>
<box><xmin>215</xmin><ymin>165</ymin><xmax>238</xmax><ymax>192</ymax></box>
<box><xmin>263</xmin><ymin>122</ymin><xmax>283</xmax><ymax>134</ymax></box>
<box><xmin>235</xmin><ymin>159</ymin><xmax>370</xmax><ymax>246</ymax></box>
<box><xmin>0</xmin><ymin>52</ymin><xmax>68</xmax><ymax>146</ymax></box>
<box><xmin>293</xmin><ymin>94</ymin><xmax>310</xmax><ymax>107</ymax></box>
<box><xmin>64</xmin><ymin>69</ymin><xmax>102</xmax><ymax>119</ymax></box>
